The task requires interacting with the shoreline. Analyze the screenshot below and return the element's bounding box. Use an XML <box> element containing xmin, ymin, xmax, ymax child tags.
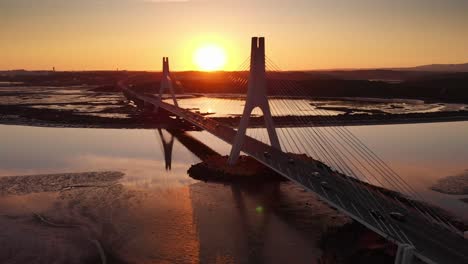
<box><xmin>1</xmin><ymin>111</ymin><xmax>467</xmax><ymax>129</ymax></box>
<box><xmin>1</xmin><ymin>85</ymin><xmax>467</xmax><ymax>129</ymax></box>
<box><xmin>431</xmin><ymin>171</ymin><xmax>468</xmax><ymax>196</ymax></box>
<box><xmin>214</xmin><ymin>111</ymin><xmax>468</xmax><ymax>128</ymax></box>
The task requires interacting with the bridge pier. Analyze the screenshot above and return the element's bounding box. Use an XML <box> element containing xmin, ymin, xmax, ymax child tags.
<box><xmin>228</xmin><ymin>37</ymin><xmax>281</xmax><ymax>165</ymax></box>
<box><xmin>394</xmin><ymin>244</ymin><xmax>414</xmax><ymax>264</ymax></box>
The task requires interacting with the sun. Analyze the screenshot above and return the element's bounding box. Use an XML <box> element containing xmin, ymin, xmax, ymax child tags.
<box><xmin>194</xmin><ymin>45</ymin><xmax>227</xmax><ymax>71</ymax></box>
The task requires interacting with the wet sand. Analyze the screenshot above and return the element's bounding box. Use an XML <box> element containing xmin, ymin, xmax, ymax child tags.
<box><xmin>0</xmin><ymin>171</ymin><xmax>397</xmax><ymax>263</ymax></box>
<box><xmin>0</xmin><ymin>85</ymin><xmax>193</xmax><ymax>129</ymax></box>
<box><xmin>1</xmin><ymin>86</ymin><xmax>468</xmax><ymax>129</ymax></box>
<box><xmin>431</xmin><ymin>170</ymin><xmax>468</xmax><ymax>195</ymax></box>
<box><xmin>0</xmin><ymin>171</ymin><xmax>123</xmax><ymax>195</ymax></box>
<box><xmin>188</xmin><ymin>155</ymin><xmax>285</xmax><ymax>182</ymax></box>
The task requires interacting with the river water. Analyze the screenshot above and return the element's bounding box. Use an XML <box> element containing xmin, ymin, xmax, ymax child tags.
<box><xmin>0</xmin><ymin>122</ymin><xmax>467</xmax><ymax>263</ymax></box>
<box><xmin>167</xmin><ymin>96</ymin><xmax>468</xmax><ymax>117</ymax></box>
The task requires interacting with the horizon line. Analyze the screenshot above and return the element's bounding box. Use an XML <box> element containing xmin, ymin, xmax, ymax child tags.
<box><xmin>2</xmin><ymin>61</ymin><xmax>468</xmax><ymax>73</ymax></box>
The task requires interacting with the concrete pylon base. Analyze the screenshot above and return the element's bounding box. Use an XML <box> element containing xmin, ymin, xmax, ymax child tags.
<box><xmin>394</xmin><ymin>244</ymin><xmax>415</xmax><ymax>264</ymax></box>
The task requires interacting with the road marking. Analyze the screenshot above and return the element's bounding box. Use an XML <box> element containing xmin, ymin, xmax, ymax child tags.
<box><xmin>307</xmin><ymin>177</ymin><xmax>314</xmax><ymax>188</ymax></box>
<box><xmin>335</xmin><ymin>194</ymin><xmax>345</xmax><ymax>208</ymax></box>
<box><xmin>351</xmin><ymin>203</ymin><xmax>364</xmax><ymax>219</ymax></box>
<box><xmin>386</xmin><ymin>222</ymin><xmax>405</xmax><ymax>244</ymax></box>
<box><xmin>321</xmin><ymin>186</ymin><xmax>330</xmax><ymax>199</ymax></box>
<box><xmin>296</xmin><ymin>171</ymin><xmax>304</xmax><ymax>183</ymax></box>
<box><xmin>393</xmin><ymin>197</ymin><xmax>407</xmax><ymax>209</ymax></box>
<box><xmin>445</xmin><ymin>221</ymin><xmax>462</xmax><ymax>235</ymax></box>
<box><xmin>372</xmin><ymin>216</ymin><xmax>384</xmax><ymax>231</ymax></box>
<box><xmin>413</xmin><ymin>205</ymin><xmax>435</xmax><ymax>223</ymax></box>
<box><xmin>308</xmin><ymin>183</ymin><xmax>316</xmax><ymax>192</ymax></box>
<box><xmin>397</xmin><ymin>229</ymin><xmax>414</xmax><ymax>247</ymax></box>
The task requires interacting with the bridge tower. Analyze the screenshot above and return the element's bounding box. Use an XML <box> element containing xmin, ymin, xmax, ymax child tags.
<box><xmin>228</xmin><ymin>37</ymin><xmax>281</xmax><ymax>165</ymax></box>
<box><xmin>154</xmin><ymin>57</ymin><xmax>178</xmax><ymax>113</ymax></box>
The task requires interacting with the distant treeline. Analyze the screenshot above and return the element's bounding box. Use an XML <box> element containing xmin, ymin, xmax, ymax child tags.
<box><xmin>2</xmin><ymin>70</ymin><xmax>468</xmax><ymax>102</ymax></box>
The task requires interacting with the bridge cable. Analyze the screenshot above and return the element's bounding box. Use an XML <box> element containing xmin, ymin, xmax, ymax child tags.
<box><xmin>264</xmin><ymin>57</ymin><xmax>458</xmax><ymax>233</ymax></box>
<box><xmin>264</xmin><ymin>67</ymin><xmax>396</xmax><ymax>221</ymax></box>
<box><xmin>264</xmin><ymin>61</ymin><xmax>416</xmax><ymax>241</ymax></box>
<box><xmin>264</xmin><ymin>68</ymin><xmax>392</xmax><ymax>220</ymax></box>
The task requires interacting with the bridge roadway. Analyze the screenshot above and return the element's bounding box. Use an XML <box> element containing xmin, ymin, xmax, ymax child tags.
<box><xmin>125</xmin><ymin>89</ymin><xmax>468</xmax><ymax>264</ymax></box>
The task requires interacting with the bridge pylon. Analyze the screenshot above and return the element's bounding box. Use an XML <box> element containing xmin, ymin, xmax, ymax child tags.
<box><xmin>155</xmin><ymin>57</ymin><xmax>178</xmax><ymax>113</ymax></box>
<box><xmin>228</xmin><ymin>37</ymin><xmax>281</xmax><ymax>165</ymax></box>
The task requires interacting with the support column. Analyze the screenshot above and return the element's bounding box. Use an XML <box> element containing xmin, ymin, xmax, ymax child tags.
<box><xmin>394</xmin><ymin>244</ymin><xmax>414</xmax><ymax>264</ymax></box>
<box><xmin>155</xmin><ymin>57</ymin><xmax>178</xmax><ymax>113</ymax></box>
<box><xmin>228</xmin><ymin>37</ymin><xmax>281</xmax><ymax>165</ymax></box>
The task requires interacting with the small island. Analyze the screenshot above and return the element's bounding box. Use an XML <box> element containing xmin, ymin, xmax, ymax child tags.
<box><xmin>188</xmin><ymin>155</ymin><xmax>285</xmax><ymax>183</ymax></box>
<box><xmin>430</xmin><ymin>170</ymin><xmax>468</xmax><ymax>195</ymax></box>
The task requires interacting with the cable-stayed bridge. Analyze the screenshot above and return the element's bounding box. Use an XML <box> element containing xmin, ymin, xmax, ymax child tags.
<box><xmin>120</xmin><ymin>37</ymin><xmax>468</xmax><ymax>264</ymax></box>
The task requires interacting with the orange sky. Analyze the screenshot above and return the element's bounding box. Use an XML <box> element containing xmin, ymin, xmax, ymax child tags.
<box><xmin>1</xmin><ymin>0</ymin><xmax>468</xmax><ymax>71</ymax></box>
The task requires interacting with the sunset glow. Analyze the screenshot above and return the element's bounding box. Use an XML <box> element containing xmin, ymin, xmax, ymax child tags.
<box><xmin>1</xmin><ymin>1</ymin><xmax>468</xmax><ymax>263</ymax></box>
<box><xmin>194</xmin><ymin>45</ymin><xmax>227</xmax><ymax>71</ymax></box>
<box><xmin>0</xmin><ymin>0</ymin><xmax>467</xmax><ymax>71</ymax></box>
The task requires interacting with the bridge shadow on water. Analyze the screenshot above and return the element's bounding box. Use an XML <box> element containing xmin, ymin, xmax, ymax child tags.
<box><xmin>187</xmin><ymin>180</ymin><xmax>395</xmax><ymax>264</ymax></box>
<box><xmin>160</xmin><ymin>128</ymin><xmax>396</xmax><ymax>263</ymax></box>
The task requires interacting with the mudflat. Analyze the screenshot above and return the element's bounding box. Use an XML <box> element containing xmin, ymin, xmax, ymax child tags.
<box><xmin>431</xmin><ymin>170</ymin><xmax>468</xmax><ymax>195</ymax></box>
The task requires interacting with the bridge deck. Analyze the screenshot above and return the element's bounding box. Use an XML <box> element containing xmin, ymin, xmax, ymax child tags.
<box><xmin>125</xmin><ymin>89</ymin><xmax>468</xmax><ymax>264</ymax></box>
